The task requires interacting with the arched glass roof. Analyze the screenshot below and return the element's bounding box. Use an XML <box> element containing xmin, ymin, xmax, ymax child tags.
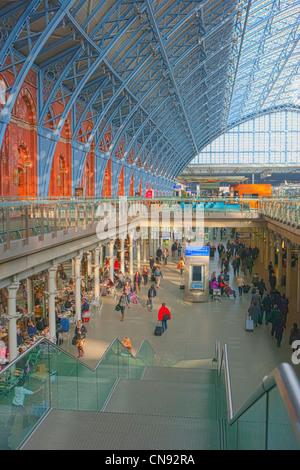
<box><xmin>192</xmin><ymin>110</ymin><xmax>300</xmax><ymax>165</ymax></box>
<box><xmin>0</xmin><ymin>0</ymin><xmax>300</xmax><ymax>181</ymax></box>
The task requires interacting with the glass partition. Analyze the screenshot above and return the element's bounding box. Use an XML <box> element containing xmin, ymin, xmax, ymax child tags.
<box><xmin>217</xmin><ymin>341</ymin><xmax>300</xmax><ymax>450</ymax></box>
<box><xmin>0</xmin><ymin>337</ymin><xmax>156</xmax><ymax>449</ymax></box>
<box><xmin>267</xmin><ymin>386</ymin><xmax>299</xmax><ymax>450</ymax></box>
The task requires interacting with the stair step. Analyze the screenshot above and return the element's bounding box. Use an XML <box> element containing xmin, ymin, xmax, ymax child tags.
<box><xmin>104</xmin><ymin>378</ymin><xmax>217</xmax><ymax>419</ymax></box>
<box><xmin>22</xmin><ymin>409</ymin><xmax>221</xmax><ymax>450</ymax></box>
<box><xmin>142</xmin><ymin>366</ymin><xmax>217</xmax><ymax>384</ymax></box>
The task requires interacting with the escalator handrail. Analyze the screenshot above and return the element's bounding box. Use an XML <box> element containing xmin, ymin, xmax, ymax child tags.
<box><xmin>216</xmin><ymin>341</ymin><xmax>234</xmax><ymax>421</ymax></box>
<box><xmin>228</xmin><ymin>362</ymin><xmax>300</xmax><ymax>443</ymax></box>
<box><xmin>216</xmin><ymin>340</ymin><xmax>300</xmax><ymax>445</ymax></box>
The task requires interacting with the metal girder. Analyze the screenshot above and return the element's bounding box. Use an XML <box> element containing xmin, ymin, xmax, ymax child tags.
<box><xmin>0</xmin><ymin>0</ymin><xmax>76</xmax><ymax>143</ymax></box>
<box><xmin>144</xmin><ymin>0</ymin><xmax>198</xmax><ymax>157</ymax></box>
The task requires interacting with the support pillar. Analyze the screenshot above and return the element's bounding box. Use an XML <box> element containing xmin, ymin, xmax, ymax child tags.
<box><xmin>297</xmin><ymin>247</ymin><xmax>300</xmax><ymax>313</ymax></box>
<box><xmin>47</xmin><ymin>265</ymin><xmax>57</xmax><ymax>343</ymax></box>
<box><xmin>259</xmin><ymin>228</ymin><xmax>264</xmax><ymax>264</ymax></box>
<box><xmin>74</xmin><ymin>255</ymin><xmax>82</xmax><ymax>321</ymax></box>
<box><xmin>87</xmin><ymin>251</ymin><xmax>92</xmax><ymax>277</ymax></box>
<box><xmin>277</xmin><ymin>236</ymin><xmax>282</xmax><ymax>289</ymax></box>
<box><xmin>108</xmin><ymin>241</ymin><xmax>115</xmax><ymax>280</ymax></box>
<box><xmin>26</xmin><ymin>277</ymin><xmax>33</xmax><ymax>313</ymax></box>
<box><xmin>120</xmin><ymin>238</ymin><xmax>125</xmax><ymax>274</ymax></box>
<box><xmin>137</xmin><ymin>238</ymin><xmax>141</xmax><ymax>271</ymax></box>
<box><xmin>143</xmin><ymin>238</ymin><xmax>147</xmax><ymax>263</ymax></box>
<box><xmin>7</xmin><ymin>282</ymin><xmax>20</xmax><ymax>362</ymax></box>
<box><xmin>129</xmin><ymin>234</ymin><xmax>134</xmax><ymax>276</ymax></box>
<box><xmin>94</xmin><ymin>247</ymin><xmax>101</xmax><ymax>300</ymax></box>
<box><xmin>264</xmin><ymin>230</ymin><xmax>269</xmax><ymax>270</ymax></box>
<box><xmin>269</xmin><ymin>232</ymin><xmax>275</xmax><ymax>267</ymax></box>
<box><xmin>285</xmin><ymin>241</ymin><xmax>292</xmax><ymax>298</ymax></box>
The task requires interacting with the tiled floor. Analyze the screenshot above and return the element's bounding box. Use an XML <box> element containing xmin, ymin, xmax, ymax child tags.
<box><xmin>63</xmin><ymin>240</ymin><xmax>300</xmax><ymax>413</ymax></box>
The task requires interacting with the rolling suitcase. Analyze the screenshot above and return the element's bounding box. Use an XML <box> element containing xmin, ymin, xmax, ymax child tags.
<box><xmin>60</xmin><ymin>317</ymin><xmax>69</xmax><ymax>332</ymax></box>
<box><xmin>246</xmin><ymin>315</ymin><xmax>254</xmax><ymax>332</ymax></box>
<box><xmin>243</xmin><ymin>284</ymin><xmax>251</xmax><ymax>293</ymax></box>
<box><xmin>154</xmin><ymin>324</ymin><xmax>163</xmax><ymax>336</ymax></box>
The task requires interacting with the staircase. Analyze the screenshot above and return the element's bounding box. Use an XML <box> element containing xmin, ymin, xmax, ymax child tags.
<box><xmin>22</xmin><ymin>363</ymin><xmax>224</xmax><ymax>450</ymax></box>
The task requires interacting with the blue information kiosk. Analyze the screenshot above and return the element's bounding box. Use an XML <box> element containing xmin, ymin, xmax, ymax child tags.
<box><xmin>184</xmin><ymin>246</ymin><xmax>210</xmax><ymax>302</ymax></box>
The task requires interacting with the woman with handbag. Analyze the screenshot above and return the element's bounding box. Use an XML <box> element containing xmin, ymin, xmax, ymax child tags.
<box><xmin>158</xmin><ymin>303</ymin><xmax>171</xmax><ymax>333</ymax></box>
<box><xmin>134</xmin><ymin>271</ymin><xmax>142</xmax><ymax>293</ymax></box>
<box><xmin>74</xmin><ymin>320</ymin><xmax>87</xmax><ymax>358</ymax></box>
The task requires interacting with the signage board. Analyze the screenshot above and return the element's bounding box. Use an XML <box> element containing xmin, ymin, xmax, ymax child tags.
<box><xmin>184</xmin><ymin>246</ymin><xmax>210</xmax><ymax>257</ymax></box>
<box><xmin>145</xmin><ymin>190</ymin><xmax>153</xmax><ymax>199</ymax></box>
<box><xmin>236</xmin><ymin>232</ymin><xmax>252</xmax><ymax>239</ymax></box>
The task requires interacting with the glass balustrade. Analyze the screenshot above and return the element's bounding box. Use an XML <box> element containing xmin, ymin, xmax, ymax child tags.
<box><xmin>216</xmin><ymin>341</ymin><xmax>300</xmax><ymax>450</ymax></box>
<box><xmin>0</xmin><ymin>337</ymin><xmax>155</xmax><ymax>450</ymax></box>
<box><xmin>0</xmin><ymin>196</ymin><xmax>266</xmax><ymax>250</ymax></box>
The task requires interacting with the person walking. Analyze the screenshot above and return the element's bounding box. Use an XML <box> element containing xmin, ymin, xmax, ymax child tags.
<box><xmin>163</xmin><ymin>248</ymin><xmax>169</xmax><ymax>265</ymax></box>
<box><xmin>177</xmin><ymin>243</ymin><xmax>182</xmax><ymax>258</ymax></box>
<box><xmin>156</xmin><ymin>247</ymin><xmax>162</xmax><ymax>263</ymax></box>
<box><xmin>270</xmin><ymin>304</ymin><xmax>281</xmax><ymax>338</ymax></box>
<box><xmin>279</xmin><ymin>293</ymin><xmax>289</xmax><ymax>327</ymax></box>
<box><xmin>124</xmin><ymin>281</ymin><xmax>132</xmax><ymax>308</ymax></box>
<box><xmin>149</xmin><ymin>255</ymin><xmax>154</xmax><ymax>270</ymax></box>
<box><xmin>251</xmin><ymin>288</ymin><xmax>262</xmax><ymax>309</ymax></box>
<box><xmin>133</xmin><ymin>271</ymin><xmax>142</xmax><ymax>293</ymax></box>
<box><xmin>248</xmin><ymin>301</ymin><xmax>260</xmax><ymax>327</ymax></box>
<box><xmin>147</xmin><ymin>284</ymin><xmax>157</xmax><ymax>311</ymax></box>
<box><xmin>261</xmin><ymin>293</ymin><xmax>272</xmax><ymax>325</ymax></box>
<box><xmin>237</xmin><ymin>274</ymin><xmax>245</xmax><ymax>296</ymax></box>
<box><xmin>274</xmin><ymin>313</ymin><xmax>285</xmax><ymax>347</ymax></box>
<box><xmin>118</xmin><ymin>292</ymin><xmax>128</xmax><ymax>321</ymax></box>
<box><xmin>158</xmin><ymin>303</ymin><xmax>171</xmax><ymax>334</ymax></box>
<box><xmin>142</xmin><ymin>266</ymin><xmax>149</xmax><ymax>285</ymax></box>
<box><xmin>177</xmin><ymin>257</ymin><xmax>185</xmax><ymax>275</ymax></box>
<box><xmin>74</xmin><ymin>320</ymin><xmax>87</xmax><ymax>358</ymax></box>
<box><xmin>154</xmin><ymin>266</ymin><xmax>163</xmax><ymax>288</ymax></box>
<box><xmin>171</xmin><ymin>242</ymin><xmax>177</xmax><ymax>257</ymax></box>
<box><xmin>257</xmin><ymin>278</ymin><xmax>267</xmax><ymax>297</ymax></box>
<box><xmin>269</xmin><ymin>272</ymin><xmax>277</xmax><ymax>292</ymax></box>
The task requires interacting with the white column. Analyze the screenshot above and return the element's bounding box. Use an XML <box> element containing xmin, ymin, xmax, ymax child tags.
<box><xmin>270</xmin><ymin>232</ymin><xmax>275</xmax><ymax>267</ymax></box>
<box><xmin>129</xmin><ymin>234</ymin><xmax>134</xmax><ymax>275</ymax></box>
<box><xmin>137</xmin><ymin>238</ymin><xmax>141</xmax><ymax>271</ymax></box>
<box><xmin>265</xmin><ymin>230</ymin><xmax>269</xmax><ymax>270</ymax></box>
<box><xmin>143</xmin><ymin>238</ymin><xmax>147</xmax><ymax>263</ymax></box>
<box><xmin>259</xmin><ymin>228</ymin><xmax>264</xmax><ymax>264</ymax></box>
<box><xmin>108</xmin><ymin>240</ymin><xmax>115</xmax><ymax>280</ymax></box>
<box><xmin>71</xmin><ymin>258</ymin><xmax>75</xmax><ymax>276</ymax></box>
<box><xmin>277</xmin><ymin>236</ymin><xmax>282</xmax><ymax>288</ymax></box>
<box><xmin>7</xmin><ymin>282</ymin><xmax>20</xmax><ymax>362</ymax></box>
<box><xmin>47</xmin><ymin>265</ymin><xmax>57</xmax><ymax>342</ymax></box>
<box><xmin>297</xmin><ymin>247</ymin><xmax>300</xmax><ymax>313</ymax></box>
<box><xmin>94</xmin><ymin>247</ymin><xmax>101</xmax><ymax>300</ymax></box>
<box><xmin>87</xmin><ymin>251</ymin><xmax>92</xmax><ymax>277</ymax></box>
<box><xmin>26</xmin><ymin>277</ymin><xmax>33</xmax><ymax>313</ymax></box>
<box><xmin>74</xmin><ymin>255</ymin><xmax>82</xmax><ymax>321</ymax></box>
<box><xmin>120</xmin><ymin>238</ymin><xmax>125</xmax><ymax>273</ymax></box>
<box><xmin>285</xmin><ymin>242</ymin><xmax>292</xmax><ymax>298</ymax></box>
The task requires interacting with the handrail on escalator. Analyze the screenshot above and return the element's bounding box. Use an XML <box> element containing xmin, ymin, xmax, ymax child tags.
<box><xmin>216</xmin><ymin>340</ymin><xmax>300</xmax><ymax>446</ymax></box>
